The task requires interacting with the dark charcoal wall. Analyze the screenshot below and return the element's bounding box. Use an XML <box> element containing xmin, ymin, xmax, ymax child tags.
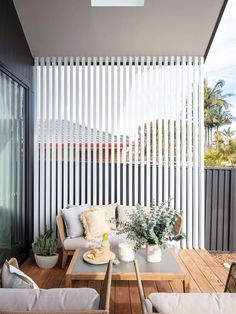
<box><xmin>205</xmin><ymin>168</ymin><xmax>236</xmax><ymax>252</ymax></box>
<box><xmin>0</xmin><ymin>0</ymin><xmax>33</xmax><ymax>90</ymax></box>
<box><xmin>0</xmin><ymin>0</ymin><xmax>34</xmax><ymax>252</ymax></box>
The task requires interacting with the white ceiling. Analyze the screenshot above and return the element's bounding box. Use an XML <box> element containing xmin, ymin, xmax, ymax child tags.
<box><xmin>13</xmin><ymin>0</ymin><xmax>225</xmax><ymax>57</ymax></box>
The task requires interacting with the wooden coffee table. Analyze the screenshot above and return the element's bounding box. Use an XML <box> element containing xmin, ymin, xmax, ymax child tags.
<box><xmin>66</xmin><ymin>248</ymin><xmax>190</xmax><ymax>292</ymax></box>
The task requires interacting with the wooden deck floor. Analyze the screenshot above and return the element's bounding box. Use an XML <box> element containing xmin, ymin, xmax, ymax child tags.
<box><xmin>22</xmin><ymin>249</ymin><xmax>229</xmax><ymax>314</ymax></box>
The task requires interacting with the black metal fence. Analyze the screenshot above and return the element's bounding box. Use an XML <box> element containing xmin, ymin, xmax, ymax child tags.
<box><xmin>205</xmin><ymin>167</ymin><xmax>236</xmax><ymax>252</ymax></box>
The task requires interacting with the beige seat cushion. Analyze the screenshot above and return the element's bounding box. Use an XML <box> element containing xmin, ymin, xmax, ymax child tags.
<box><xmin>148</xmin><ymin>293</ymin><xmax>236</xmax><ymax>314</ymax></box>
<box><xmin>90</xmin><ymin>204</ymin><xmax>117</xmax><ymax>230</ymax></box>
<box><xmin>64</xmin><ymin>231</ymin><xmax>129</xmax><ymax>250</ymax></box>
<box><xmin>0</xmin><ymin>288</ymin><xmax>100</xmax><ymax>311</ymax></box>
<box><xmin>80</xmin><ymin>209</ymin><xmax>111</xmax><ymax>240</ymax></box>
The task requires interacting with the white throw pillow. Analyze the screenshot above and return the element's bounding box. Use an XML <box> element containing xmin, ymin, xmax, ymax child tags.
<box><xmin>117</xmin><ymin>205</ymin><xmax>136</xmax><ymax>224</ymax></box>
<box><xmin>61</xmin><ymin>204</ymin><xmax>89</xmax><ymax>238</ymax></box>
<box><xmin>2</xmin><ymin>260</ymin><xmax>39</xmax><ymax>289</ymax></box>
<box><xmin>117</xmin><ymin>205</ymin><xmax>150</xmax><ymax>225</ymax></box>
<box><xmin>90</xmin><ymin>204</ymin><xmax>117</xmax><ymax>230</ymax></box>
<box><xmin>80</xmin><ymin>210</ymin><xmax>111</xmax><ymax>240</ymax></box>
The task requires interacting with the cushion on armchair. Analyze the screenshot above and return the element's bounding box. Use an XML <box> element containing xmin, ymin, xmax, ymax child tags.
<box><xmin>0</xmin><ymin>288</ymin><xmax>100</xmax><ymax>311</ymax></box>
<box><xmin>61</xmin><ymin>204</ymin><xmax>89</xmax><ymax>238</ymax></box>
<box><xmin>148</xmin><ymin>293</ymin><xmax>236</xmax><ymax>314</ymax></box>
<box><xmin>1</xmin><ymin>260</ymin><xmax>39</xmax><ymax>289</ymax></box>
<box><xmin>80</xmin><ymin>209</ymin><xmax>111</xmax><ymax>240</ymax></box>
<box><xmin>90</xmin><ymin>203</ymin><xmax>117</xmax><ymax>229</ymax></box>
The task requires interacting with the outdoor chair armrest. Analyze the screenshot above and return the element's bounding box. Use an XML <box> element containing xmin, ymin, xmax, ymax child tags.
<box><xmin>99</xmin><ymin>260</ymin><xmax>112</xmax><ymax>313</ymax></box>
<box><xmin>56</xmin><ymin>214</ymin><xmax>67</xmax><ymax>246</ymax></box>
<box><xmin>134</xmin><ymin>259</ymin><xmax>155</xmax><ymax>314</ymax></box>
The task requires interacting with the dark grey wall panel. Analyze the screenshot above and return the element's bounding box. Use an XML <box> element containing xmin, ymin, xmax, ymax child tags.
<box><xmin>0</xmin><ymin>0</ymin><xmax>33</xmax><ymax>90</ymax></box>
<box><xmin>205</xmin><ymin>168</ymin><xmax>236</xmax><ymax>252</ymax></box>
<box><xmin>0</xmin><ymin>0</ymin><xmax>34</xmax><ymax>259</ymax></box>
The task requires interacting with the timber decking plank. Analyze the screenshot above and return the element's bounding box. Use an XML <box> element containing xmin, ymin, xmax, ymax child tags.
<box><xmin>115</xmin><ymin>281</ymin><xmax>132</xmax><ymax>314</ymax></box>
<box><xmin>170</xmin><ymin>249</ymin><xmax>200</xmax><ymax>292</ymax></box>
<box><xmin>186</xmin><ymin>250</ymin><xmax>224</xmax><ymax>292</ymax></box>
<box><xmin>195</xmin><ymin>250</ymin><xmax>228</xmax><ymax>285</ymax></box>
<box><xmin>178</xmin><ymin>250</ymin><xmax>214</xmax><ymax>292</ymax></box>
<box><xmin>110</xmin><ymin>281</ymin><xmax>116</xmax><ymax>314</ymax></box>
<box><xmin>129</xmin><ymin>281</ymin><xmax>142</xmax><ymax>314</ymax></box>
<box><xmin>142</xmin><ymin>280</ymin><xmax>158</xmax><ymax>296</ymax></box>
<box><xmin>155</xmin><ymin>280</ymin><xmax>173</xmax><ymax>292</ymax></box>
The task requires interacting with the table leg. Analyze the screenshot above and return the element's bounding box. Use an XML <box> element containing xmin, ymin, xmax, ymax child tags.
<box><xmin>65</xmin><ymin>275</ymin><xmax>72</xmax><ymax>288</ymax></box>
<box><xmin>183</xmin><ymin>276</ymin><xmax>190</xmax><ymax>292</ymax></box>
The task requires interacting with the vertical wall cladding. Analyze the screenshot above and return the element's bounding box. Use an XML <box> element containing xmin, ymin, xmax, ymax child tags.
<box><xmin>0</xmin><ymin>0</ymin><xmax>34</xmax><ymax>253</ymax></box>
<box><xmin>205</xmin><ymin>168</ymin><xmax>236</xmax><ymax>252</ymax></box>
<box><xmin>34</xmin><ymin>56</ymin><xmax>204</xmax><ymax>249</ymax></box>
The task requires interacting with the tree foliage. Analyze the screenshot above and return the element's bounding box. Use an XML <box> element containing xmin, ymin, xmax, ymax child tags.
<box><xmin>205</xmin><ymin>128</ymin><xmax>236</xmax><ymax>167</ymax></box>
<box><xmin>204</xmin><ymin>79</ymin><xmax>234</xmax><ymax>147</ymax></box>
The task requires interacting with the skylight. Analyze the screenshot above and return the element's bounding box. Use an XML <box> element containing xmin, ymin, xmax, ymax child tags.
<box><xmin>91</xmin><ymin>0</ymin><xmax>144</xmax><ymax>7</ymax></box>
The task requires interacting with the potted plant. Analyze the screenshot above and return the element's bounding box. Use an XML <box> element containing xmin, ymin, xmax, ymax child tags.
<box><xmin>34</xmin><ymin>229</ymin><xmax>58</xmax><ymax>269</ymax></box>
<box><xmin>116</xmin><ymin>201</ymin><xmax>185</xmax><ymax>263</ymax></box>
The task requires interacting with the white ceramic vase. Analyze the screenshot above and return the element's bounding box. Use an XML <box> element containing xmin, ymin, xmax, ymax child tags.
<box><xmin>146</xmin><ymin>244</ymin><xmax>162</xmax><ymax>263</ymax></box>
<box><xmin>34</xmin><ymin>253</ymin><xmax>59</xmax><ymax>269</ymax></box>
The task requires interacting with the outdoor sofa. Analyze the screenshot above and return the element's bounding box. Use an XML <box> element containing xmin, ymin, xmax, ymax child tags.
<box><xmin>0</xmin><ymin>258</ymin><xmax>112</xmax><ymax>314</ymax></box>
<box><xmin>56</xmin><ymin>204</ymin><xmax>182</xmax><ymax>268</ymax></box>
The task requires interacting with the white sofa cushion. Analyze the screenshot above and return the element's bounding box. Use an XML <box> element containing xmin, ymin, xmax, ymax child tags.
<box><xmin>117</xmin><ymin>205</ymin><xmax>136</xmax><ymax>224</ymax></box>
<box><xmin>117</xmin><ymin>205</ymin><xmax>150</xmax><ymax>224</ymax></box>
<box><xmin>64</xmin><ymin>231</ymin><xmax>128</xmax><ymax>250</ymax></box>
<box><xmin>148</xmin><ymin>293</ymin><xmax>236</xmax><ymax>314</ymax></box>
<box><xmin>90</xmin><ymin>204</ymin><xmax>117</xmax><ymax>230</ymax></box>
<box><xmin>0</xmin><ymin>288</ymin><xmax>100</xmax><ymax>311</ymax></box>
<box><xmin>2</xmin><ymin>261</ymin><xmax>39</xmax><ymax>289</ymax></box>
<box><xmin>61</xmin><ymin>204</ymin><xmax>89</xmax><ymax>238</ymax></box>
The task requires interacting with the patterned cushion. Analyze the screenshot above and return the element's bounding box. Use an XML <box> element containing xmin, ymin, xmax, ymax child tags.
<box><xmin>90</xmin><ymin>204</ymin><xmax>117</xmax><ymax>230</ymax></box>
<box><xmin>80</xmin><ymin>209</ymin><xmax>111</xmax><ymax>240</ymax></box>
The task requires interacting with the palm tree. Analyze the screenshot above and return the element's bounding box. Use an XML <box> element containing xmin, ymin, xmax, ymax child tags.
<box><xmin>213</xmin><ymin>130</ymin><xmax>224</xmax><ymax>152</ymax></box>
<box><xmin>213</xmin><ymin>106</ymin><xmax>234</xmax><ymax>131</ymax></box>
<box><xmin>223</xmin><ymin>127</ymin><xmax>235</xmax><ymax>143</ymax></box>
<box><xmin>204</xmin><ymin>79</ymin><xmax>234</xmax><ymax>147</ymax></box>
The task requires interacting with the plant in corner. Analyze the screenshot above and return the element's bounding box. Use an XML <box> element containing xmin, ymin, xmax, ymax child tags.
<box><xmin>116</xmin><ymin>201</ymin><xmax>185</xmax><ymax>263</ymax></box>
<box><xmin>34</xmin><ymin>229</ymin><xmax>58</xmax><ymax>269</ymax></box>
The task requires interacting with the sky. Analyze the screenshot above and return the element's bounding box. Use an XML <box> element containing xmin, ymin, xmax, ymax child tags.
<box><xmin>205</xmin><ymin>0</ymin><xmax>236</xmax><ymax>130</ymax></box>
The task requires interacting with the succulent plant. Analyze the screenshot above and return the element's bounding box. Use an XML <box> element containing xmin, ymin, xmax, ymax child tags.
<box><xmin>35</xmin><ymin>229</ymin><xmax>57</xmax><ymax>256</ymax></box>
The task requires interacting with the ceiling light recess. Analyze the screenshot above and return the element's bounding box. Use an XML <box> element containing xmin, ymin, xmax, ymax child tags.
<box><xmin>91</xmin><ymin>0</ymin><xmax>144</xmax><ymax>7</ymax></box>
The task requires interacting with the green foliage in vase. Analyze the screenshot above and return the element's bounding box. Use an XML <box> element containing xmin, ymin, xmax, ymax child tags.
<box><xmin>35</xmin><ymin>229</ymin><xmax>57</xmax><ymax>256</ymax></box>
<box><xmin>116</xmin><ymin>201</ymin><xmax>185</xmax><ymax>251</ymax></box>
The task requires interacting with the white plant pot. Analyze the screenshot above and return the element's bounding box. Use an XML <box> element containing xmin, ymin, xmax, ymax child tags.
<box><xmin>34</xmin><ymin>253</ymin><xmax>59</xmax><ymax>269</ymax></box>
<box><xmin>146</xmin><ymin>244</ymin><xmax>162</xmax><ymax>263</ymax></box>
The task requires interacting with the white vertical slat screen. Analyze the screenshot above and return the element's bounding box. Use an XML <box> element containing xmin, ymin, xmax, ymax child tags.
<box><xmin>34</xmin><ymin>56</ymin><xmax>204</xmax><ymax>249</ymax></box>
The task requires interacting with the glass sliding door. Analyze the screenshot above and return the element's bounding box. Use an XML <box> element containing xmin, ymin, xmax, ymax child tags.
<box><xmin>0</xmin><ymin>69</ymin><xmax>26</xmax><ymax>265</ymax></box>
